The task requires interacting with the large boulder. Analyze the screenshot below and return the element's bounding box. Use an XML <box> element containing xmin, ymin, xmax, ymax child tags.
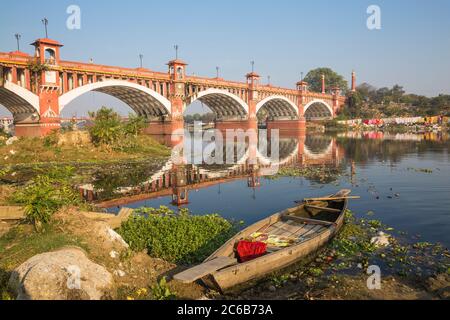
<box><xmin>9</xmin><ymin>247</ymin><xmax>114</xmax><ymax>300</ymax></box>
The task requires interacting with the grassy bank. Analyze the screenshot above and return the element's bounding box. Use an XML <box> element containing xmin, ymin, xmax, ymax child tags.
<box><xmin>0</xmin><ymin>133</ymin><xmax>170</xmax><ymax>166</ymax></box>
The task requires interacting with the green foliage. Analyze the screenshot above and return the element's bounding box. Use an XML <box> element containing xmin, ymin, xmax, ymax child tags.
<box><xmin>43</xmin><ymin>130</ymin><xmax>59</xmax><ymax>147</ymax></box>
<box><xmin>346</xmin><ymin>91</ymin><xmax>364</xmax><ymax>118</ymax></box>
<box><xmin>124</xmin><ymin>113</ymin><xmax>147</xmax><ymax>137</ymax></box>
<box><xmin>88</xmin><ymin>107</ymin><xmax>150</xmax><ymax>152</ymax></box>
<box><xmin>118</xmin><ymin>207</ymin><xmax>239</xmax><ymax>264</ymax></box>
<box><xmin>88</xmin><ymin>107</ymin><xmax>123</xmax><ymax>147</ymax></box>
<box><xmin>304</xmin><ymin>68</ymin><xmax>348</xmax><ymax>94</ymax></box>
<box><xmin>10</xmin><ymin>166</ymin><xmax>83</xmax><ymax>229</ymax></box>
<box><xmin>151</xmin><ymin>277</ymin><xmax>176</xmax><ymax>300</ymax></box>
<box><xmin>355</xmin><ymin>83</ymin><xmax>450</xmax><ymax>117</ymax></box>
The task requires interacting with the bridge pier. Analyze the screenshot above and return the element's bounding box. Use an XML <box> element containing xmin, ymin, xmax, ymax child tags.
<box><xmin>215</xmin><ymin>119</ymin><xmax>258</xmax><ymax>132</ymax></box>
<box><xmin>266</xmin><ymin>118</ymin><xmax>306</xmax><ymax>134</ymax></box>
<box><xmin>142</xmin><ymin>120</ymin><xmax>184</xmax><ymax>135</ymax></box>
<box><xmin>14</xmin><ymin>121</ymin><xmax>61</xmax><ymax>137</ymax></box>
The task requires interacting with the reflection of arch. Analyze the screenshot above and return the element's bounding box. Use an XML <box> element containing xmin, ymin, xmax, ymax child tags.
<box><xmin>256</xmin><ymin>95</ymin><xmax>298</xmax><ymax>118</ymax></box>
<box><xmin>304</xmin><ymin>136</ymin><xmax>333</xmax><ymax>159</ymax></box>
<box><xmin>187</xmin><ymin>89</ymin><xmax>248</xmax><ymax>118</ymax></box>
<box><xmin>304</xmin><ymin>100</ymin><xmax>333</xmax><ymax>120</ymax></box>
<box><xmin>59</xmin><ymin>80</ymin><xmax>171</xmax><ymax>118</ymax></box>
<box><xmin>0</xmin><ymin>81</ymin><xmax>40</xmax><ymax>122</ymax></box>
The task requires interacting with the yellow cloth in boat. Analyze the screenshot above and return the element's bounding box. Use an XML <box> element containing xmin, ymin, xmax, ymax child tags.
<box><xmin>250</xmin><ymin>232</ymin><xmax>295</xmax><ymax>248</ymax></box>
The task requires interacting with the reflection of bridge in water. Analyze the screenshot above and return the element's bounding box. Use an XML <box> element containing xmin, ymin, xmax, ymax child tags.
<box><xmin>86</xmin><ymin>130</ymin><xmax>343</xmax><ymax>207</ymax></box>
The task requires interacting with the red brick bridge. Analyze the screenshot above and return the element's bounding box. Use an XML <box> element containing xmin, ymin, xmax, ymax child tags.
<box><xmin>0</xmin><ymin>38</ymin><xmax>353</xmax><ymax>136</ymax></box>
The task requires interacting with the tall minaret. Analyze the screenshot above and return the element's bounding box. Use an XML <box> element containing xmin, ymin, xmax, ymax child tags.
<box><xmin>321</xmin><ymin>74</ymin><xmax>325</xmax><ymax>94</ymax></box>
<box><xmin>351</xmin><ymin>70</ymin><xmax>356</xmax><ymax>92</ymax></box>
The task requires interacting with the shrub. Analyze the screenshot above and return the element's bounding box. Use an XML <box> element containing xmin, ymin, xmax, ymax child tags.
<box><xmin>88</xmin><ymin>107</ymin><xmax>148</xmax><ymax>151</ymax></box>
<box><xmin>151</xmin><ymin>277</ymin><xmax>176</xmax><ymax>300</ymax></box>
<box><xmin>10</xmin><ymin>166</ymin><xmax>83</xmax><ymax>230</ymax></box>
<box><xmin>118</xmin><ymin>208</ymin><xmax>239</xmax><ymax>264</ymax></box>
<box><xmin>88</xmin><ymin>107</ymin><xmax>123</xmax><ymax>147</ymax></box>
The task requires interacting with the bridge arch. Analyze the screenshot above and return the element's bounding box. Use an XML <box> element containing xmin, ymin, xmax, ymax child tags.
<box><xmin>187</xmin><ymin>88</ymin><xmax>248</xmax><ymax>119</ymax></box>
<box><xmin>256</xmin><ymin>95</ymin><xmax>298</xmax><ymax>119</ymax></box>
<box><xmin>0</xmin><ymin>81</ymin><xmax>40</xmax><ymax>123</ymax></box>
<box><xmin>303</xmin><ymin>100</ymin><xmax>333</xmax><ymax>120</ymax></box>
<box><xmin>59</xmin><ymin>80</ymin><xmax>171</xmax><ymax>119</ymax></box>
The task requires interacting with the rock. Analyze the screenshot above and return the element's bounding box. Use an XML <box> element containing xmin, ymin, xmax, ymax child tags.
<box><xmin>113</xmin><ymin>270</ymin><xmax>126</xmax><ymax>277</ymax></box>
<box><xmin>9</xmin><ymin>247</ymin><xmax>113</xmax><ymax>300</ymax></box>
<box><xmin>109</xmin><ymin>250</ymin><xmax>119</xmax><ymax>259</ymax></box>
<box><xmin>426</xmin><ymin>274</ymin><xmax>450</xmax><ymax>299</ymax></box>
<box><xmin>6</xmin><ymin>136</ymin><xmax>18</xmax><ymax>146</ymax></box>
<box><xmin>94</xmin><ymin>224</ymin><xmax>129</xmax><ymax>249</ymax></box>
<box><xmin>370</xmin><ymin>231</ymin><xmax>390</xmax><ymax>247</ymax></box>
<box><xmin>9</xmin><ymin>149</ymin><xmax>16</xmax><ymax>155</ymax></box>
<box><xmin>268</xmin><ymin>285</ymin><xmax>276</xmax><ymax>292</ymax></box>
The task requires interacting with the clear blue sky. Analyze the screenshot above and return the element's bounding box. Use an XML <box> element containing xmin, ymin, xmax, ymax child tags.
<box><xmin>1</xmin><ymin>0</ymin><xmax>449</xmax><ymax>116</ymax></box>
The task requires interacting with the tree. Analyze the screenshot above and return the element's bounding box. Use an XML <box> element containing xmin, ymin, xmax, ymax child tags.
<box><xmin>88</xmin><ymin>107</ymin><xmax>123</xmax><ymax>147</ymax></box>
<box><xmin>346</xmin><ymin>91</ymin><xmax>363</xmax><ymax>118</ymax></box>
<box><xmin>124</xmin><ymin>113</ymin><xmax>146</xmax><ymax>137</ymax></box>
<box><xmin>304</xmin><ymin>68</ymin><xmax>348</xmax><ymax>94</ymax></box>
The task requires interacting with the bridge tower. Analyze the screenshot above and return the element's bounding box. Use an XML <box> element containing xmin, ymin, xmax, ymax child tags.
<box><xmin>167</xmin><ymin>59</ymin><xmax>187</xmax><ymax>133</ymax></box>
<box><xmin>15</xmin><ymin>38</ymin><xmax>63</xmax><ymax>136</ymax></box>
<box><xmin>245</xmin><ymin>71</ymin><xmax>260</xmax><ymax>130</ymax></box>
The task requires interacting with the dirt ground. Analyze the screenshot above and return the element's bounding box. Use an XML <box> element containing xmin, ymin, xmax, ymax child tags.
<box><xmin>52</xmin><ymin>209</ymin><xmax>206</xmax><ymax>300</ymax></box>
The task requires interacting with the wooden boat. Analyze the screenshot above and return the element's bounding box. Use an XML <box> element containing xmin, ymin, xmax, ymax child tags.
<box><xmin>174</xmin><ymin>189</ymin><xmax>352</xmax><ymax>292</ymax></box>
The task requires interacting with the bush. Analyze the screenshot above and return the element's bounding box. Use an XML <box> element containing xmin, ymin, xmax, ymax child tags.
<box><xmin>88</xmin><ymin>107</ymin><xmax>147</xmax><ymax>151</ymax></box>
<box><xmin>10</xmin><ymin>166</ymin><xmax>83</xmax><ymax>230</ymax></box>
<box><xmin>118</xmin><ymin>208</ymin><xmax>239</xmax><ymax>264</ymax></box>
<box><xmin>88</xmin><ymin>107</ymin><xmax>123</xmax><ymax>147</ymax></box>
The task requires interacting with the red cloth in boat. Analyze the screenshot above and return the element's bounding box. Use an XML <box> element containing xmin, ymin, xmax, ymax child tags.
<box><xmin>236</xmin><ymin>240</ymin><xmax>267</xmax><ymax>262</ymax></box>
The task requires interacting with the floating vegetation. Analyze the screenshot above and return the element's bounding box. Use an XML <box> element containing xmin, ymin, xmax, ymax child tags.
<box><xmin>118</xmin><ymin>207</ymin><xmax>240</xmax><ymax>264</ymax></box>
<box><xmin>407</xmin><ymin>167</ymin><xmax>434</xmax><ymax>174</ymax></box>
<box><xmin>266</xmin><ymin>166</ymin><xmax>343</xmax><ymax>184</ymax></box>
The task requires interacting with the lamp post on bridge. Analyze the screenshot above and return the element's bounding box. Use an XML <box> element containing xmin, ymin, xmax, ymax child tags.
<box><xmin>251</xmin><ymin>60</ymin><xmax>255</xmax><ymax>73</ymax></box>
<box><xmin>41</xmin><ymin>18</ymin><xmax>49</xmax><ymax>38</ymax></box>
<box><xmin>14</xmin><ymin>33</ymin><xmax>21</xmax><ymax>51</ymax></box>
<box><xmin>267</xmin><ymin>75</ymin><xmax>271</xmax><ymax>86</ymax></box>
<box><xmin>139</xmin><ymin>54</ymin><xmax>143</xmax><ymax>68</ymax></box>
<box><xmin>174</xmin><ymin>45</ymin><xmax>179</xmax><ymax>60</ymax></box>
<box><xmin>216</xmin><ymin>66</ymin><xmax>220</xmax><ymax>78</ymax></box>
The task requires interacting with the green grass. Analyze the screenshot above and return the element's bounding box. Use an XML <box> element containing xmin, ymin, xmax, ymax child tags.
<box><xmin>0</xmin><ymin>223</ymin><xmax>86</xmax><ymax>300</ymax></box>
<box><xmin>0</xmin><ymin>133</ymin><xmax>170</xmax><ymax>166</ymax></box>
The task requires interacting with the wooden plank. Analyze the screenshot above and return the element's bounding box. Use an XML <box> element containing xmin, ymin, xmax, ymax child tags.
<box><xmin>301</xmin><ymin>225</ymin><xmax>323</xmax><ymax>238</ymax></box>
<box><xmin>305</xmin><ymin>204</ymin><xmax>341</xmax><ymax>213</ymax></box>
<box><xmin>174</xmin><ymin>257</ymin><xmax>238</xmax><ymax>283</ymax></box>
<box><xmin>304</xmin><ymin>196</ymin><xmax>359</xmax><ymax>202</ymax></box>
<box><xmin>283</xmin><ymin>215</ymin><xmax>335</xmax><ymax>227</ymax></box>
<box><xmin>0</xmin><ymin>206</ymin><xmax>25</xmax><ymax>220</ymax></box>
<box><xmin>294</xmin><ymin>224</ymin><xmax>316</xmax><ymax>237</ymax></box>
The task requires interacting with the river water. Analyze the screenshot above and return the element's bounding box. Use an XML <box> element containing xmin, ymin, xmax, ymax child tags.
<box><xmin>105</xmin><ymin>130</ymin><xmax>450</xmax><ymax>248</ymax></box>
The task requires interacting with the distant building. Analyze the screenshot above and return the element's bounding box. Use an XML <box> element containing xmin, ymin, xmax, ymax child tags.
<box><xmin>0</xmin><ymin>117</ymin><xmax>13</xmax><ymax>133</ymax></box>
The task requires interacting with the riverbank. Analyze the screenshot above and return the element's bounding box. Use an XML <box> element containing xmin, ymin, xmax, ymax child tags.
<box><xmin>1</xmin><ymin>205</ymin><xmax>448</xmax><ymax>300</ymax></box>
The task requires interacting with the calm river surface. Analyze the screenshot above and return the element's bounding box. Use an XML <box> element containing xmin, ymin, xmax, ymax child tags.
<box><xmin>107</xmin><ymin>131</ymin><xmax>450</xmax><ymax>248</ymax></box>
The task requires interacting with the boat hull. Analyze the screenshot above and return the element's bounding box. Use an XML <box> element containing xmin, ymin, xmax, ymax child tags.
<box><xmin>202</xmin><ymin>197</ymin><xmax>348</xmax><ymax>292</ymax></box>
